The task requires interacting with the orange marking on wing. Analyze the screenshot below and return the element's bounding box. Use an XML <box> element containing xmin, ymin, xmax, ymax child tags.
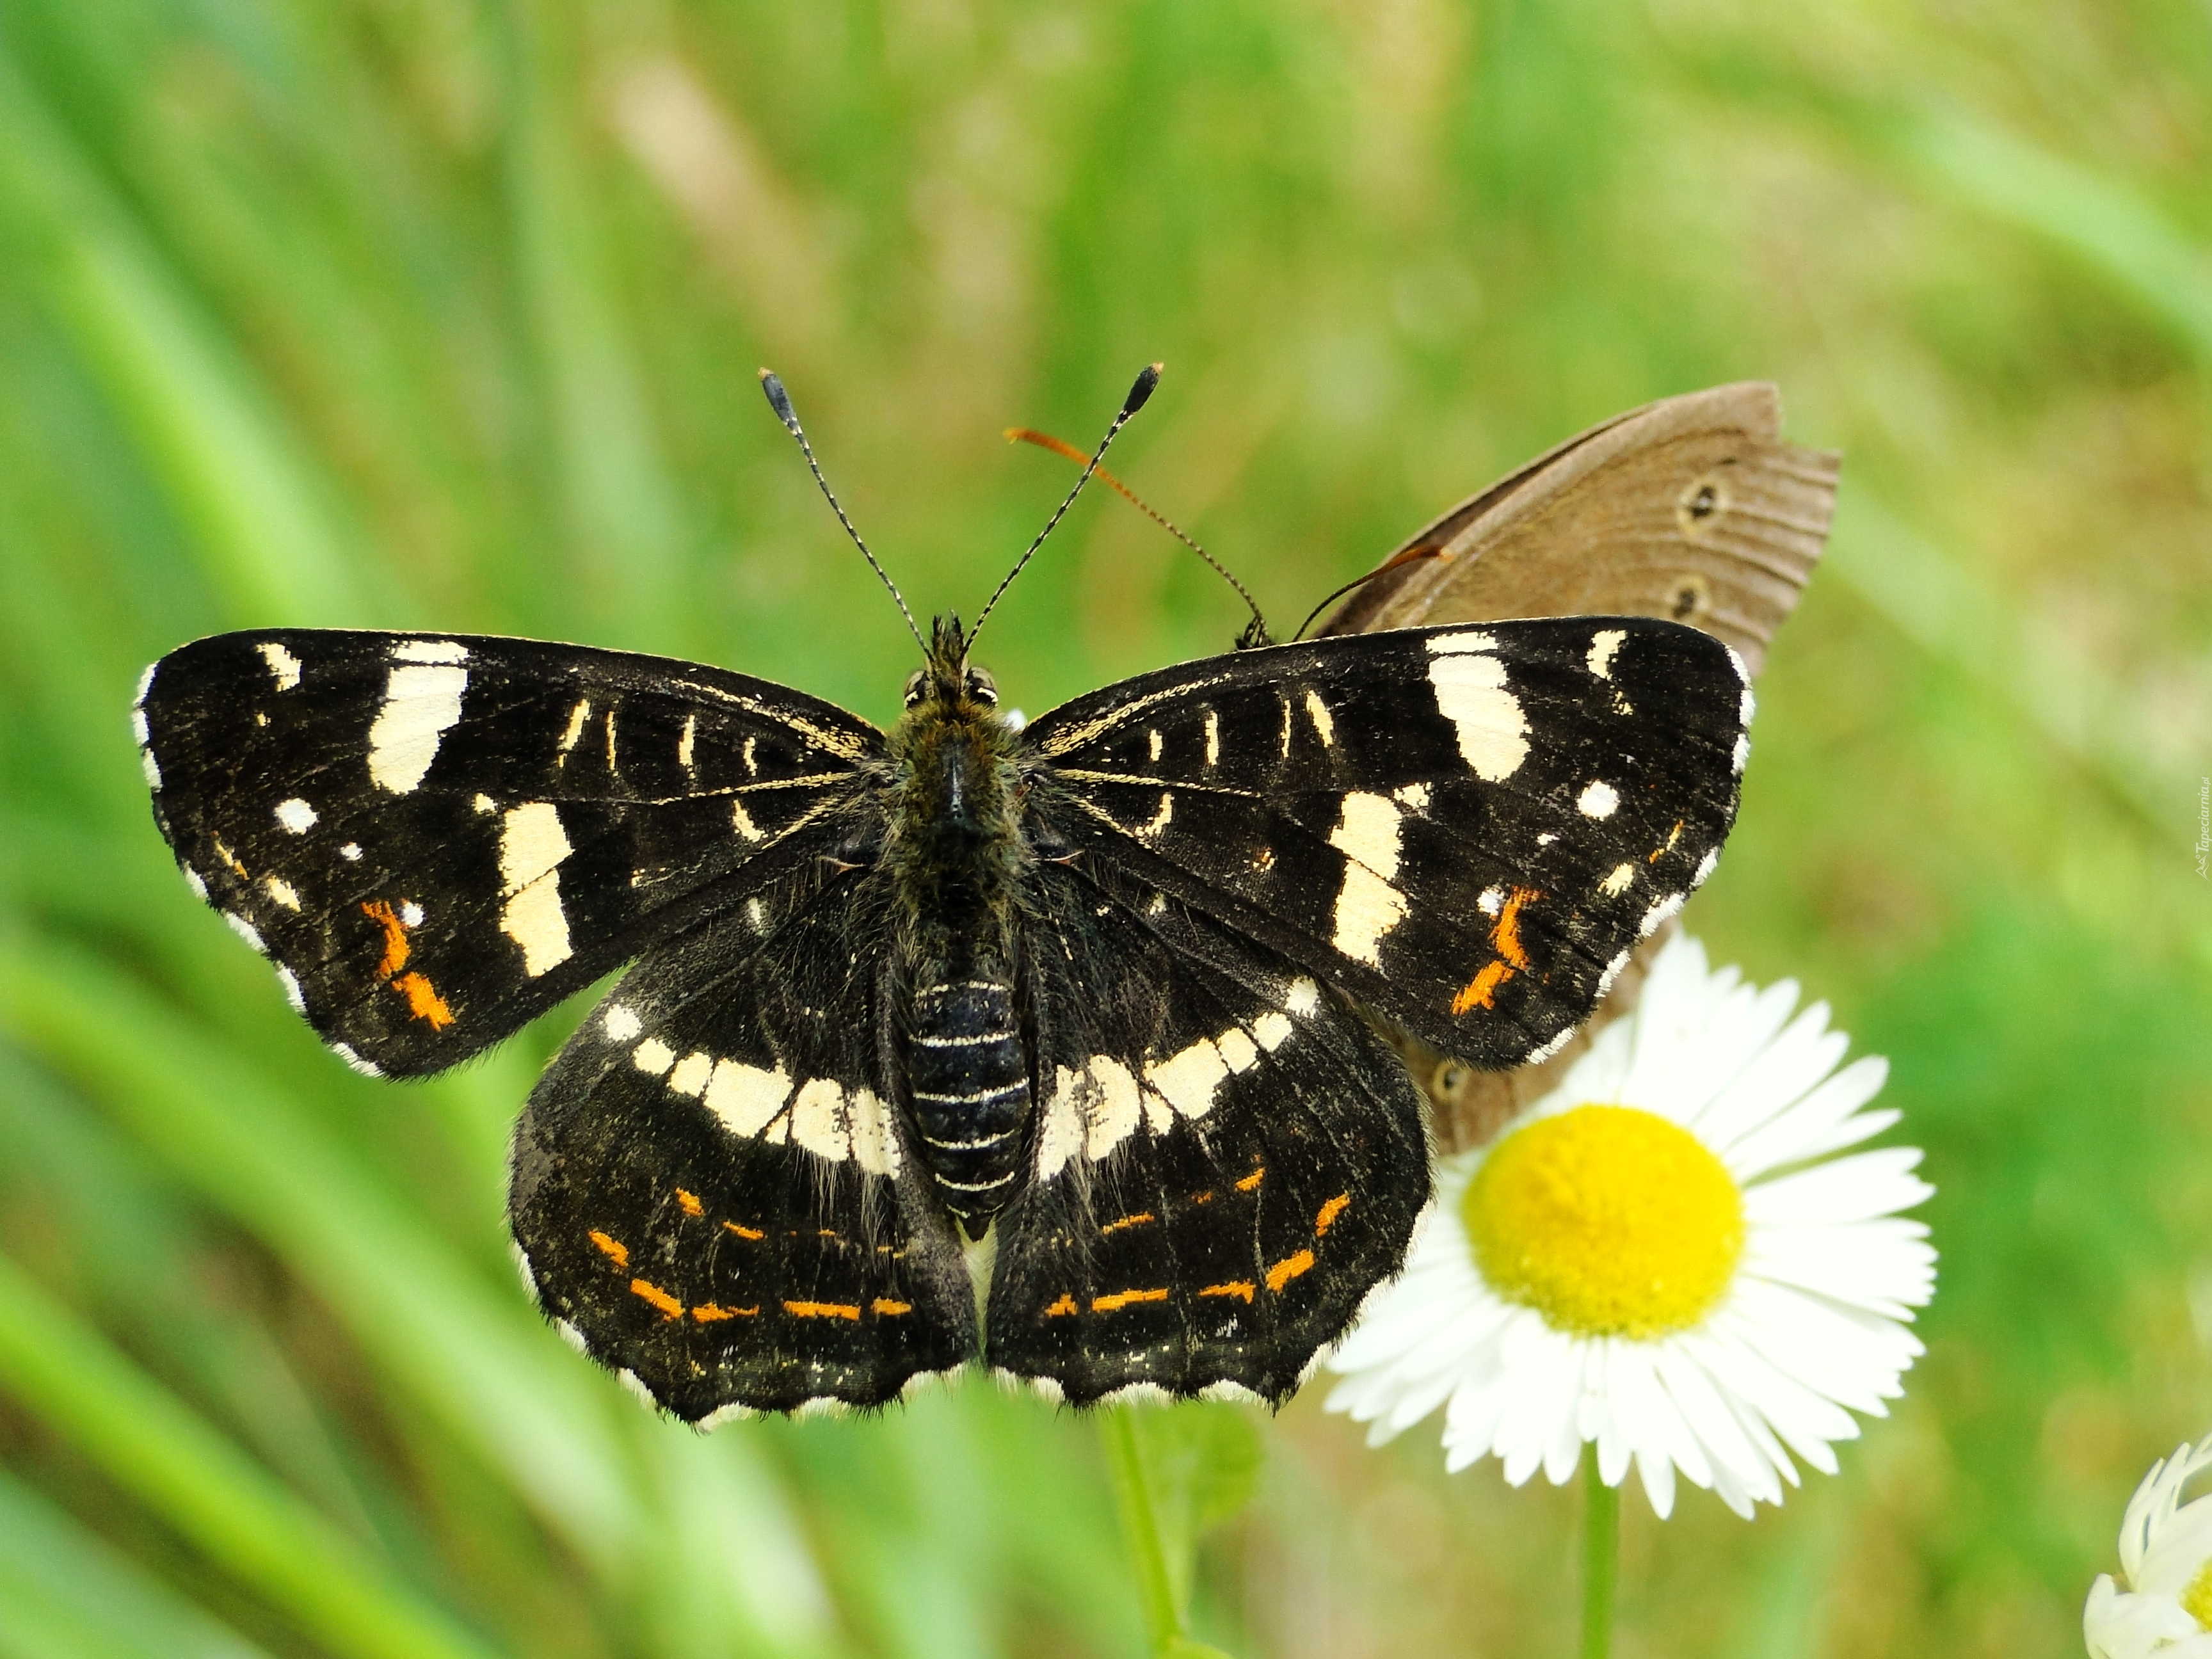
<box><xmin>629</xmin><ymin>1279</ymin><xmax>683</xmax><ymax>1318</ymax></box>
<box><xmin>1315</xmin><ymin>1194</ymin><xmax>1350</xmax><ymax>1236</ymax></box>
<box><xmin>784</xmin><ymin>1300</ymin><xmax>862</xmax><ymax>1321</ymax></box>
<box><xmin>723</xmin><ymin>1222</ymin><xmax>765</xmax><ymax>1240</ymax></box>
<box><xmin>1044</xmin><ymin>1294</ymin><xmax>1079</xmax><ymax>1317</ymax></box>
<box><xmin>872</xmin><ymin>1299</ymin><xmax>912</xmax><ymax>1317</ymax></box>
<box><xmin>675</xmin><ymin>1189</ymin><xmax>703</xmax><ymax>1217</ymax></box>
<box><xmin>1265</xmin><ymin>1249</ymin><xmax>1317</xmax><ymax>1293</ymax></box>
<box><xmin>1235</xmin><ymin>1167</ymin><xmax>1265</xmax><ymax>1192</ymax></box>
<box><xmin>691</xmin><ymin>1302</ymin><xmax>757</xmax><ymax>1322</ymax></box>
<box><xmin>1494</xmin><ymin>887</ymin><xmax>1537</xmax><ymax>970</ymax></box>
<box><xmin>589</xmin><ymin>1230</ymin><xmax>629</xmax><ymax>1268</ymax></box>
<box><xmin>1092</xmin><ymin>1287</ymin><xmax>1171</xmax><ymax>1313</ymax></box>
<box><xmin>362</xmin><ymin>899</ymin><xmax>410</xmax><ymax>978</ymax></box>
<box><xmin>1189</xmin><ymin>1190</ymin><xmax>1215</xmax><ymax>1205</ymax></box>
<box><xmin>1452</xmin><ymin>958</ymin><xmax>1513</xmax><ymax>1016</ymax></box>
<box><xmin>391</xmin><ymin>971</ymin><xmax>454</xmax><ymax>1030</ymax></box>
<box><xmin>1100</xmin><ymin>1211</ymin><xmax>1155</xmax><ymax>1235</ymax></box>
<box><xmin>1198</xmin><ymin>1281</ymin><xmax>1255</xmax><ymax>1302</ymax></box>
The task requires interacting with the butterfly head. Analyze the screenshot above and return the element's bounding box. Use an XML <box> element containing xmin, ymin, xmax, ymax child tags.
<box><xmin>902</xmin><ymin>613</ymin><xmax>1000</xmax><ymax>716</ymax></box>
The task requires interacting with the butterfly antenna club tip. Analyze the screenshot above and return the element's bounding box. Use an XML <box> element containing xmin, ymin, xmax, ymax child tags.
<box><xmin>973</xmin><ymin>364</ymin><xmax>1165</xmax><ymax>641</ymax></box>
<box><xmin>758</xmin><ymin>368</ymin><xmax>924</xmax><ymax>651</ymax></box>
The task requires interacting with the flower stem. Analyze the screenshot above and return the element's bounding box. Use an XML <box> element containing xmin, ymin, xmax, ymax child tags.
<box><xmin>1099</xmin><ymin>1406</ymin><xmax>1235</xmax><ymax>1659</ymax></box>
<box><xmin>1580</xmin><ymin>1452</ymin><xmax>1619</xmax><ymax>1659</ymax></box>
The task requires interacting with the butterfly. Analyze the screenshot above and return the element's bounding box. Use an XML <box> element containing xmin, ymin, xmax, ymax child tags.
<box><xmin>1313</xmin><ymin>382</ymin><xmax>1838</xmax><ymax>1151</ymax></box>
<box><xmin>134</xmin><ymin>369</ymin><xmax>1761</xmax><ymax>1420</ymax></box>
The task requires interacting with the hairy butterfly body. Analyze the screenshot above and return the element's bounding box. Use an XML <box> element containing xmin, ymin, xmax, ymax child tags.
<box><xmin>135</xmin><ymin>373</ymin><xmax>1765</xmax><ymax>1418</ymax></box>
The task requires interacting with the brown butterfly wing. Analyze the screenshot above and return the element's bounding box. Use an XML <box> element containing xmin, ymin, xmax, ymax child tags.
<box><xmin>1317</xmin><ymin>382</ymin><xmax>1839</xmax><ymax>1151</ymax></box>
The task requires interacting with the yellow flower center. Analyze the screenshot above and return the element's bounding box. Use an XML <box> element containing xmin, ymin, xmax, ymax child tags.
<box><xmin>1461</xmin><ymin>1103</ymin><xmax>1745</xmax><ymax>1339</ymax></box>
<box><xmin>2183</xmin><ymin>1559</ymin><xmax>2212</xmax><ymax>1630</ymax></box>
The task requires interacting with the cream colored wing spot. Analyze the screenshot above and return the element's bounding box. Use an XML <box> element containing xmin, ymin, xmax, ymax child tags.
<box><xmin>666</xmin><ymin>1050</ymin><xmax>712</xmax><ymax>1097</ymax></box>
<box><xmin>367</xmin><ymin>650</ymin><xmax>468</xmax><ymax>794</ymax></box>
<box><xmin>1578</xmin><ymin>780</ymin><xmax>1620</xmax><ymax>819</ymax></box>
<box><xmin>1328</xmin><ymin>792</ymin><xmax>1403</xmax><ymax>880</ymax></box>
<box><xmin>499</xmin><ymin>802</ymin><xmax>573</xmax><ymax>976</ymax></box>
<box><xmin>705</xmin><ymin>1058</ymin><xmax>791</xmax><ymax>1137</ymax></box>
<box><xmin>1331</xmin><ymin>865</ymin><xmax>1406</xmax><ymax>966</ymax></box>
<box><xmin>273</xmin><ymin>797</ymin><xmax>317</xmax><ymax>834</ymax></box>
<box><xmin>732</xmin><ymin>799</ymin><xmax>762</xmax><ymax>842</ymax></box>
<box><xmin>262</xmin><ymin>876</ymin><xmax>301</xmax><ymax>911</ymax></box>
<box><xmin>258</xmin><ymin>641</ymin><xmax>303</xmax><ymax>691</ymax></box>
<box><xmin>1599</xmin><ymin>861</ymin><xmax>1637</xmax><ymax>897</ymax></box>
<box><xmin>1037</xmin><ymin>1057</ymin><xmax>1143</xmax><ymax>1179</ymax></box>
<box><xmin>1304</xmin><ymin>689</ymin><xmax>1334</xmax><ymax>747</ymax></box>
<box><xmin>632</xmin><ymin>1038</ymin><xmax>676</xmax><ymax>1075</ymax></box>
<box><xmin>1586</xmin><ymin>629</ymin><xmax>1626</xmax><ymax>680</ymax></box>
<box><xmin>1203</xmin><ymin>709</ymin><xmax>1220</xmax><ymax>767</ymax></box>
<box><xmin>1423</xmin><ymin>643</ymin><xmax>1527</xmax><ymax>781</ymax></box>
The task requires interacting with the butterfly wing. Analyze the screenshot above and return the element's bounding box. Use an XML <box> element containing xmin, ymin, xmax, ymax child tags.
<box><xmin>1318</xmin><ymin>383</ymin><xmax>1837</xmax><ymax>677</ymax></box>
<box><xmin>509</xmin><ymin>856</ymin><xmax>976</xmax><ymax>1419</ymax></box>
<box><xmin>986</xmin><ymin>849</ymin><xmax>1427</xmax><ymax>1404</ymax></box>
<box><xmin>1023</xmin><ymin>618</ymin><xmax>1747</xmax><ymax>1069</ymax></box>
<box><xmin>1316</xmin><ymin>384</ymin><xmax>1835</xmax><ymax>1148</ymax></box>
<box><xmin>137</xmin><ymin>630</ymin><xmax>882</xmax><ymax>1077</ymax></box>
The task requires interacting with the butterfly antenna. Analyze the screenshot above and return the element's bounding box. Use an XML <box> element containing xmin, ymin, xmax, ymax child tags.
<box><xmin>969</xmin><ymin>363</ymin><xmax>1162</xmax><ymax>644</ymax></box>
<box><xmin>1292</xmin><ymin>543</ymin><xmax>1452</xmax><ymax>641</ymax></box>
<box><xmin>1007</xmin><ymin>426</ymin><xmax>1272</xmax><ymax>648</ymax></box>
<box><xmin>758</xmin><ymin>368</ymin><xmax>926</xmax><ymax>652</ymax></box>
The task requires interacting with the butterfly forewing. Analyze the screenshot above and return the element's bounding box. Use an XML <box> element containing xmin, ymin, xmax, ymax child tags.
<box><xmin>1025</xmin><ymin>617</ymin><xmax>1748</xmax><ymax>1069</ymax></box>
<box><xmin>138</xmin><ymin>630</ymin><xmax>880</xmax><ymax>1077</ymax></box>
<box><xmin>509</xmin><ymin>857</ymin><xmax>975</xmax><ymax>1418</ymax></box>
<box><xmin>987</xmin><ymin>853</ymin><xmax>1427</xmax><ymax>1404</ymax></box>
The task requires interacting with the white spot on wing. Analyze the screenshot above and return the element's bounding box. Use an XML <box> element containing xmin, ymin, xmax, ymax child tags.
<box><xmin>1304</xmin><ymin>689</ymin><xmax>1335</xmax><ymax>747</ymax></box>
<box><xmin>1427</xmin><ymin>651</ymin><xmax>1528</xmax><ymax>781</ymax></box>
<box><xmin>1639</xmin><ymin>892</ymin><xmax>1685</xmax><ymax>938</ymax></box>
<box><xmin>1426</xmin><ymin>630</ymin><xmax>1499</xmax><ymax>655</ymax></box>
<box><xmin>274</xmin><ymin>797</ymin><xmax>317</xmax><ymax>834</ymax></box>
<box><xmin>339</xmin><ymin>843</ymin><xmax>362</xmax><ymax>862</ymax></box>
<box><xmin>1332</xmin><ymin>863</ymin><xmax>1406</xmax><ymax>967</ymax></box>
<box><xmin>678</xmin><ymin>713</ymin><xmax>696</xmax><ymax>773</ymax></box>
<box><xmin>849</xmin><ymin>1087</ymin><xmax>901</xmax><ymax>1176</ymax></box>
<box><xmin>402</xmin><ymin>901</ymin><xmax>425</xmax><ymax>928</ymax></box>
<box><xmin>1586</xmin><ymin>629</ymin><xmax>1626</xmax><ymax>680</ymax></box>
<box><xmin>1136</xmin><ymin>793</ymin><xmax>1173</xmax><ymax>840</ymax></box>
<box><xmin>789</xmin><ymin>1078</ymin><xmax>850</xmax><ymax>1162</ymax></box>
<box><xmin>1599</xmin><ymin>862</ymin><xmax>1637</xmax><ymax>897</ymax></box>
<box><xmin>1394</xmin><ymin>782</ymin><xmax>1429</xmax><ymax>810</ymax></box>
<box><xmin>262</xmin><ymin>876</ymin><xmax>301</xmax><ymax>911</ymax></box>
<box><xmin>1148</xmin><ymin>728</ymin><xmax>1163</xmax><ymax>762</ymax></box>
<box><xmin>705</xmin><ymin>1059</ymin><xmax>791</xmax><ymax>1137</ymax></box>
<box><xmin>1252</xmin><ymin>1011</ymin><xmax>1292</xmax><ymax>1050</ymax></box>
<box><xmin>1286</xmin><ymin>977</ymin><xmax>1319</xmax><ymax>1016</ymax></box>
<box><xmin>1478</xmin><ymin>885</ymin><xmax>1504</xmax><ymax>917</ymax></box>
<box><xmin>1578</xmin><ymin>780</ymin><xmax>1620</xmax><ymax>819</ymax></box>
<box><xmin>393</xmin><ymin>638</ymin><xmax>468</xmax><ymax>664</ymax></box>
<box><xmin>499</xmin><ymin>803</ymin><xmax>573</xmax><ymax>976</ymax></box>
<box><xmin>632</xmin><ymin>1038</ymin><xmax>676</xmax><ymax>1075</ymax></box>
<box><xmin>732</xmin><ymin>799</ymin><xmax>762</xmax><ymax>842</ymax></box>
<box><xmin>367</xmin><ymin>662</ymin><xmax>467</xmax><ymax>793</ymax></box>
<box><xmin>1328</xmin><ymin>792</ymin><xmax>1402</xmax><ymax>880</ymax></box>
<box><xmin>257</xmin><ymin>641</ymin><xmax>303</xmax><ymax>691</ymax></box>
<box><xmin>1204</xmin><ymin>709</ymin><xmax>1220</xmax><ymax>767</ymax></box>
<box><xmin>330</xmin><ymin>1042</ymin><xmax>382</xmax><ymax>1077</ymax></box>
<box><xmin>1148</xmin><ymin>1039</ymin><xmax>1228</xmax><ymax>1120</ymax></box>
<box><xmin>602</xmin><ymin>1004</ymin><xmax>643</xmax><ymax>1041</ymax></box>
<box><xmin>667</xmin><ymin>1051</ymin><xmax>712</xmax><ymax>1097</ymax></box>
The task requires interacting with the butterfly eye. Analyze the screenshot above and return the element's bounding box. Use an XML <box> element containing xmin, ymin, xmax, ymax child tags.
<box><xmin>965</xmin><ymin>668</ymin><xmax>998</xmax><ymax>705</ymax></box>
<box><xmin>903</xmin><ymin>671</ymin><xmax>927</xmax><ymax>707</ymax></box>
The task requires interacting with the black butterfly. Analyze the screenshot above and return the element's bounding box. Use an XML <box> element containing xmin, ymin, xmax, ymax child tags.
<box><xmin>134</xmin><ymin>371</ymin><xmax>1752</xmax><ymax>1419</ymax></box>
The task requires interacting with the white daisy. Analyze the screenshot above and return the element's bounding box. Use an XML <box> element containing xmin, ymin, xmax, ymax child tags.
<box><xmin>2085</xmin><ymin>1438</ymin><xmax>2212</xmax><ymax>1658</ymax></box>
<box><xmin>1326</xmin><ymin>932</ymin><xmax>1935</xmax><ymax>1519</ymax></box>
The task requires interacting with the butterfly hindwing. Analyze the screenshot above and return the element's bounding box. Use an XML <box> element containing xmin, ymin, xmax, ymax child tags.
<box><xmin>1025</xmin><ymin>616</ymin><xmax>1747</xmax><ymax>1068</ymax></box>
<box><xmin>509</xmin><ymin>857</ymin><xmax>975</xmax><ymax>1420</ymax></box>
<box><xmin>985</xmin><ymin>851</ymin><xmax>1429</xmax><ymax>1404</ymax></box>
<box><xmin>137</xmin><ymin>629</ymin><xmax>881</xmax><ymax>1077</ymax></box>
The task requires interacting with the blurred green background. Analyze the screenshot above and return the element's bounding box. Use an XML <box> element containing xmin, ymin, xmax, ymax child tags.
<box><xmin>1</xmin><ymin>1</ymin><xmax>2208</xmax><ymax>1655</ymax></box>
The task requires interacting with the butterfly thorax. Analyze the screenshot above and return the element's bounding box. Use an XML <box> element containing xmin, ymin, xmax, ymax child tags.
<box><xmin>883</xmin><ymin>616</ymin><xmax>1034</xmax><ymax>1237</ymax></box>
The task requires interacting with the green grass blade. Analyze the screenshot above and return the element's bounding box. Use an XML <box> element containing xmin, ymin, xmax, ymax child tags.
<box><xmin>0</xmin><ymin>1466</ymin><xmax>276</xmax><ymax>1659</ymax></box>
<box><xmin>0</xmin><ymin>1253</ymin><xmax>502</xmax><ymax>1659</ymax></box>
